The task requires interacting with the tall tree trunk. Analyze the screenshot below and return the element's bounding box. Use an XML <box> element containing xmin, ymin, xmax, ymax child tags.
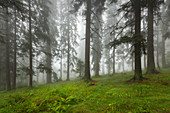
<box><xmin>46</xmin><ymin>43</ymin><xmax>52</xmax><ymax>83</ymax></box>
<box><xmin>102</xmin><ymin>58</ymin><xmax>105</xmax><ymax>75</ymax></box>
<box><xmin>84</xmin><ymin>0</ymin><xmax>91</xmax><ymax>81</ymax></box>
<box><xmin>146</xmin><ymin>0</ymin><xmax>158</xmax><ymax>74</ymax></box>
<box><xmin>157</xmin><ymin>35</ymin><xmax>160</xmax><ymax>70</ymax></box>
<box><xmin>132</xmin><ymin>54</ymin><xmax>134</xmax><ymax>71</ymax></box>
<box><xmin>95</xmin><ymin>54</ymin><xmax>100</xmax><ymax>77</ymax></box>
<box><xmin>29</xmin><ymin>0</ymin><xmax>33</xmax><ymax>88</ymax></box>
<box><xmin>13</xmin><ymin>9</ymin><xmax>17</xmax><ymax>89</ymax></box>
<box><xmin>66</xmin><ymin>0</ymin><xmax>70</xmax><ymax>81</ymax></box>
<box><xmin>122</xmin><ymin>58</ymin><xmax>125</xmax><ymax>73</ymax></box>
<box><xmin>94</xmin><ymin>34</ymin><xmax>100</xmax><ymax>77</ymax></box>
<box><xmin>108</xmin><ymin>59</ymin><xmax>111</xmax><ymax>74</ymax></box>
<box><xmin>113</xmin><ymin>48</ymin><xmax>115</xmax><ymax>74</ymax></box>
<box><xmin>60</xmin><ymin>53</ymin><xmax>62</xmax><ymax>81</ymax></box>
<box><xmin>5</xmin><ymin>7</ymin><xmax>11</xmax><ymax>91</ymax></box>
<box><xmin>66</xmin><ymin>24</ymin><xmax>70</xmax><ymax>80</ymax></box>
<box><xmin>162</xmin><ymin>36</ymin><xmax>166</xmax><ymax>68</ymax></box>
<box><xmin>144</xmin><ymin>55</ymin><xmax>147</xmax><ymax>70</ymax></box>
<box><xmin>133</xmin><ymin>0</ymin><xmax>143</xmax><ymax>80</ymax></box>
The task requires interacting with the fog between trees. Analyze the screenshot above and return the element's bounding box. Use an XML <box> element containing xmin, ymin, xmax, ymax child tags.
<box><xmin>0</xmin><ymin>0</ymin><xmax>170</xmax><ymax>91</ymax></box>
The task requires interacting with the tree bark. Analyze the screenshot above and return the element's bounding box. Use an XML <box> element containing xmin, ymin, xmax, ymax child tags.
<box><xmin>146</xmin><ymin>0</ymin><xmax>158</xmax><ymax>74</ymax></box>
<box><xmin>13</xmin><ymin>9</ymin><xmax>17</xmax><ymax>89</ymax></box>
<box><xmin>84</xmin><ymin>0</ymin><xmax>91</xmax><ymax>81</ymax></box>
<box><xmin>133</xmin><ymin>0</ymin><xmax>143</xmax><ymax>80</ymax></box>
<box><xmin>29</xmin><ymin>0</ymin><xmax>33</xmax><ymax>88</ymax></box>
<box><xmin>5</xmin><ymin>7</ymin><xmax>11</xmax><ymax>91</ymax></box>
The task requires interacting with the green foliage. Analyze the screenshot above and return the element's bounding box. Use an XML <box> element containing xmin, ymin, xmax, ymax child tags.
<box><xmin>0</xmin><ymin>69</ymin><xmax>170</xmax><ymax>112</ymax></box>
<box><xmin>72</xmin><ymin>59</ymin><xmax>85</xmax><ymax>77</ymax></box>
<box><xmin>110</xmin><ymin>35</ymin><xmax>146</xmax><ymax>54</ymax></box>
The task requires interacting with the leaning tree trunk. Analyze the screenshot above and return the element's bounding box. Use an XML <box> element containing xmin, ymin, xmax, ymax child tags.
<box><xmin>29</xmin><ymin>0</ymin><xmax>33</xmax><ymax>88</ymax></box>
<box><xmin>84</xmin><ymin>0</ymin><xmax>91</xmax><ymax>81</ymax></box>
<box><xmin>133</xmin><ymin>0</ymin><xmax>143</xmax><ymax>80</ymax></box>
<box><xmin>5</xmin><ymin>7</ymin><xmax>11</xmax><ymax>91</ymax></box>
<box><xmin>13</xmin><ymin>9</ymin><xmax>17</xmax><ymax>89</ymax></box>
<box><xmin>146</xmin><ymin>0</ymin><xmax>158</xmax><ymax>74</ymax></box>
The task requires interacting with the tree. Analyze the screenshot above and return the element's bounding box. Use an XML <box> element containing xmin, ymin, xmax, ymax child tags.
<box><xmin>133</xmin><ymin>0</ymin><xmax>143</xmax><ymax>80</ymax></box>
<box><xmin>73</xmin><ymin>59</ymin><xmax>85</xmax><ymax>77</ymax></box>
<box><xmin>146</xmin><ymin>0</ymin><xmax>158</xmax><ymax>74</ymax></box>
<box><xmin>84</xmin><ymin>0</ymin><xmax>91</xmax><ymax>81</ymax></box>
<box><xmin>13</xmin><ymin>8</ymin><xmax>17</xmax><ymax>89</ymax></box>
<box><xmin>28</xmin><ymin>0</ymin><xmax>33</xmax><ymax>88</ymax></box>
<box><xmin>5</xmin><ymin>7</ymin><xmax>11</xmax><ymax>90</ymax></box>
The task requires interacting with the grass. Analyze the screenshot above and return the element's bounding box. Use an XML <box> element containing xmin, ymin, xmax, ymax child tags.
<box><xmin>0</xmin><ymin>68</ymin><xmax>170</xmax><ymax>113</ymax></box>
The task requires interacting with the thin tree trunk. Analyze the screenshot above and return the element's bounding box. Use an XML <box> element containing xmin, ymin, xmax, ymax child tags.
<box><xmin>5</xmin><ymin>7</ymin><xmax>11</xmax><ymax>91</ymax></box>
<box><xmin>162</xmin><ymin>36</ymin><xmax>166</xmax><ymax>68</ymax></box>
<box><xmin>157</xmin><ymin>33</ymin><xmax>160</xmax><ymax>70</ymax></box>
<box><xmin>29</xmin><ymin>0</ymin><xmax>33</xmax><ymax>88</ymax></box>
<box><xmin>84</xmin><ymin>0</ymin><xmax>91</xmax><ymax>81</ymax></box>
<box><xmin>13</xmin><ymin>9</ymin><xmax>17</xmax><ymax>89</ymax></box>
<box><xmin>66</xmin><ymin>0</ymin><xmax>70</xmax><ymax>81</ymax></box>
<box><xmin>113</xmin><ymin>48</ymin><xmax>115</xmax><ymax>74</ymax></box>
<box><xmin>146</xmin><ymin>0</ymin><xmax>158</xmax><ymax>74</ymax></box>
<box><xmin>60</xmin><ymin>53</ymin><xmax>62</xmax><ymax>81</ymax></box>
<box><xmin>66</xmin><ymin>19</ymin><xmax>70</xmax><ymax>81</ymax></box>
<box><xmin>133</xmin><ymin>0</ymin><xmax>143</xmax><ymax>80</ymax></box>
<box><xmin>122</xmin><ymin>58</ymin><xmax>125</xmax><ymax>73</ymax></box>
<box><xmin>132</xmin><ymin>54</ymin><xmax>134</xmax><ymax>71</ymax></box>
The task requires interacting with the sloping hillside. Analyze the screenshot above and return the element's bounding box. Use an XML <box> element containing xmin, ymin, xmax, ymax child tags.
<box><xmin>0</xmin><ymin>69</ymin><xmax>170</xmax><ymax>113</ymax></box>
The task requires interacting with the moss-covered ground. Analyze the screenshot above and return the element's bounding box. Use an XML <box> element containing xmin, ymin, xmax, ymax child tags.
<box><xmin>0</xmin><ymin>68</ymin><xmax>170</xmax><ymax>113</ymax></box>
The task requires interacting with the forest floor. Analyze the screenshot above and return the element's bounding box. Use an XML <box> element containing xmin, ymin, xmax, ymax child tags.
<box><xmin>0</xmin><ymin>68</ymin><xmax>170</xmax><ymax>113</ymax></box>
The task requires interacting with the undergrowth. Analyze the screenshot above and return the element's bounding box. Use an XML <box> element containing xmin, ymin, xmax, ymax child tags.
<box><xmin>0</xmin><ymin>68</ymin><xmax>170</xmax><ymax>113</ymax></box>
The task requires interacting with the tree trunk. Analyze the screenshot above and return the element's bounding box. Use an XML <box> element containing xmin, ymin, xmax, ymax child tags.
<box><xmin>94</xmin><ymin>35</ymin><xmax>100</xmax><ymax>77</ymax></box>
<box><xmin>113</xmin><ymin>48</ymin><xmax>115</xmax><ymax>74</ymax></box>
<box><xmin>66</xmin><ymin>0</ymin><xmax>70</xmax><ymax>81</ymax></box>
<box><xmin>156</xmin><ymin>30</ymin><xmax>160</xmax><ymax>70</ymax></box>
<box><xmin>84</xmin><ymin>0</ymin><xmax>91</xmax><ymax>81</ymax></box>
<box><xmin>13</xmin><ymin>9</ymin><xmax>17</xmax><ymax>89</ymax></box>
<box><xmin>102</xmin><ymin>58</ymin><xmax>105</xmax><ymax>75</ymax></box>
<box><xmin>146</xmin><ymin>0</ymin><xmax>158</xmax><ymax>74</ymax></box>
<box><xmin>133</xmin><ymin>0</ymin><xmax>143</xmax><ymax>80</ymax></box>
<box><xmin>29</xmin><ymin>0</ymin><xmax>33</xmax><ymax>88</ymax></box>
<box><xmin>162</xmin><ymin>36</ymin><xmax>166</xmax><ymax>68</ymax></box>
<box><xmin>46</xmin><ymin>43</ymin><xmax>52</xmax><ymax>83</ymax></box>
<box><xmin>123</xmin><ymin>58</ymin><xmax>125</xmax><ymax>73</ymax></box>
<box><xmin>144</xmin><ymin>55</ymin><xmax>147</xmax><ymax>70</ymax></box>
<box><xmin>5</xmin><ymin>7</ymin><xmax>11</xmax><ymax>91</ymax></box>
<box><xmin>132</xmin><ymin>54</ymin><xmax>134</xmax><ymax>71</ymax></box>
<box><xmin>60</xmin><ymin>53</ymin><xmax>62</xmax><ymax>81</ymax></box>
